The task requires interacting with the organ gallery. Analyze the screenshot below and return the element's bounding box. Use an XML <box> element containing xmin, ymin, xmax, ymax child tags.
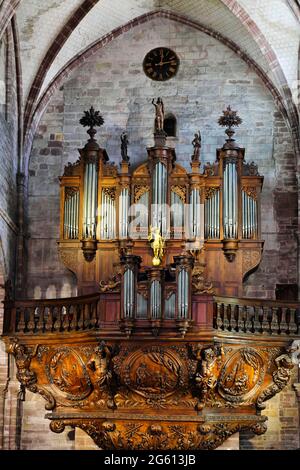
<box><xmin>3</xmin><ymin>100</ymin><xmax>299</xmax><ymax>450</ymax></box>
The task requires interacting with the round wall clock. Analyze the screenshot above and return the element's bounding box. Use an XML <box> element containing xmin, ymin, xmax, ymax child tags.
<box><xmin>143</xmin><ymin>47</ymin><xmax>179</xmax><ymax>81</ymax></box>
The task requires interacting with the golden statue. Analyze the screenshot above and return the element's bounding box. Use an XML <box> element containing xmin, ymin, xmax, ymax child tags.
<box><xmin>148</xmin><ymin>226</ymin><xmax>165</xmax><ymax>266</ymax></box>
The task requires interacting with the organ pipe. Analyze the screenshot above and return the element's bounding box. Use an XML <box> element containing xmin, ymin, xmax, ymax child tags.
<box><xmin>242</xmin><ymin>190</ymin><xmax>257</xmax><ymax>239</ymax></box>
<box><xmin>119</xmin><ymin>188</ymin><xmax>129</xmax><ymax>238</ymax></box>
<box><xmin>64</xmin><ymin>189</ymin><xmax>79</xmax><ymax>239</ymax></box>
<box><xmin>100</xmin><ymin>189</ymin><xmax>116</xmax><ymax>239</ymax></box>
<box><xmin>83</xmin><ymin>162</ymin><xmax>97</xmax><ymax>239</ymax></box>
<box><xmin>123</xmin><ymin>269</ymin><xmax>135</xmax><ymax>318</ymax></box>
<box><xmin>189</xmin><ymin>188</ymin><xmax>201</xmax><ymax>238</ymax></box>
<box><xmin>223</xmin><ymin>162</ymin><xmax>237</xmax><ymax>239</ymax></box>
<box><xmin>152</xmin><ymin>162</ymin><xmax>167</xmax><ymax>232</ymax></box>
<box><xmin>177</xmin><ymin>269</ymin><xmax>189</xmax><ymax>319</ymax></box>
<box><xmin>150</xmin><ymin>280</ymin><xmax>161</xmax><ymax>319</ymax></box>
<box><xmin>204</xmin><ymin>189</ymin><xmax>220</xmax><ymax>239</ymax></box>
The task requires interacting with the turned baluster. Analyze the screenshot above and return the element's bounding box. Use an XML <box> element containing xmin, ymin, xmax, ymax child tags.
<box><xmin>27</xmin><ymin>307</ymin><xmax>35</xmax><ymax>333</ymax></box>
<box><xmin>237</xmin><ymin>305</ymin><xmax>244</xmax><ymax>332</ymax></box>
<box><xmin>289</xmin><ymin>308</ymin><xmax>298</xmax><ymax>335</ymax></box>
<box><xmin>270</xmin><ymin>306</ymin><xmax>279</xmax><ymax>334</ymax></box>
<box><xmin>52</xmin><ymin>307</ymin><xmax>60</xmax><ymax>332</ymax></box>
<box><xmin>77</xmin><ymin>304</ymin><xmax>84</xmax><ymax>330</ymax></box>
<box><xmin>44</xmin><ymin>306</ymin><xmax>53</xmax><ymax>332</ymax></box>
<box><xmin>280</xmin><ymin>307</ymin><xmax>288</xmax><ymax>334</ymax></box>
<box><xmin>216</xmin><ymin>303</ymin><xmax>223</xmax><ymax>330</ymax></box>
<box><xmin>231</xmin><ymin>305</ymin><xmax>238</xmax><ymax>331</ymax></box>
<box><xmin>84</xmin><ymin>303</ymin><xmax>91</xmax><ymax>329</ymax></box>
<box><xmin>244</xmin><ymin>306</ymin><xmax>252</xmax><ymax>333</ymax></box>
<box><xmin>35</xmin><ymin>307</ymin><xmax>41</xmax><ymax>332</ymax></box>
<box><xmin>62</xmin><ymin>306</ymin><xmax>70</xmax><ymax>331</ymax></box>
<box><xmin>90</xmin><ymin>302</ymin><xmax>98</xmax><ymax>328</ymax></box>
<box><xmin>253</xmin><ymin>306</ymin><xmax>261</xmax><ymax>333</ymax></box>
<box><xmin>261</xmin><ymin>306</ymin><xmax>270</xmax><ymax>334</ymax></box>
<box><xmin>17</xmin><ymin>307</ymin><xmax>26</xmax><ymax>333</ymax></box>
<box><xmin>223</xmin><ymin>304</ymin><xmax>229</xmax><ymax>331</ymax></box>
<box><xmin>70</xmin><ymin>306</ymin><xmax>77</xmax><ymax>330</ymax></box>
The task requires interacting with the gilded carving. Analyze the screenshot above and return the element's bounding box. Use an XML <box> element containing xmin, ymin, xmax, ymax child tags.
<box><xmin>87</xmin><ymin>341</ymin><xmax>117</xmax><ymax>409</ymax></box>
<box><xmin>171</xmin><ymin>185</ymin><xmax>186</xmax><ymax>202</ymax></box>
<box><xmin>8</xmin><ymin>338</ymin><xmax>56</xmax><ymax>410</ymax></box>
<box><xmin>65</xmin><ymin>187</ymin><xmax>79</xmax><ymax>200</ymax></box>
<box><xmin>99</xmin><ymin>270</ymin><xmax>121</xmax><ymax>293</ymax></box>
<box><xmin>102</xmin><ymin>187</ymin><xmax>116</xmax><ymax>200</ymax></box>
<box><xmin>134</xmin><ymin>185</ymin><xmax>150</xmax><ymax>203</ymax></box>
<box><xmin>204</xmin><ymin>187</ymin><xmax>219</xmax><ymax>199</ymax></box>
<box><xmin>194</xmin><ymin>345</ymin><xmax>224</xmax><ymax>410</ymax></box>
<box><xmin>256</xmin><ymin>351</ymin><xmax>294</xmax><ymax>410</ymax></box>
<box><xmin>192</xmin><ymin>263</ymin><xmax>214</xmax><ymax>294</ymax></box>
<box><xmin>241</xmin><ymin>186</ymin><xmax>257</xmax><ymax>200</ymax></box>
<box><xmin>49</xmin><ymin>416</ymin><xmax>267</xmax><ymax>450</ymax></box>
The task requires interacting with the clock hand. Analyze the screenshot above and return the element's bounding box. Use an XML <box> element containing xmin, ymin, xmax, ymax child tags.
<box><xmin>155</xmin><ymin>60</ymin><xmax>177</xmax><ymax>66</ymax></box>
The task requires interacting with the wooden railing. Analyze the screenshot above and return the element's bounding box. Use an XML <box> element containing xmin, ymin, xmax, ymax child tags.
<box><xmin>214</xmin><ymin>296</ymin><xmax>300</xmax><ymax>336</ymax></box>
<box><xmin>2</xmin><ymin>292</ymin><xmax>300</xmax><ymax>336</ymax></box>
<box><xmin>3</xmin><ymin>293</ymin><xmax>100</xmax><ymax>335</ymax></box>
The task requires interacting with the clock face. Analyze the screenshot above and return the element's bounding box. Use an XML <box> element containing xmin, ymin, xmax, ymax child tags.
<box><xmin>143</xmin><ymin>47</ymin><xmax>179</xmax><ymax>81</ymax></box>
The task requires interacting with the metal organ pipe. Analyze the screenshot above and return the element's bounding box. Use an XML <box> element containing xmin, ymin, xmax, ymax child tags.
<box><xmin>223</xmin><ymin>162</ymin><xmax>237</xmax><ymax>239</ymax></box>
<box><xmin>151</xmin><ymin>280</ymin><xmax>161</xmax><ymax>319</ymax></box>
<box><xmin>119</xmin><ymin>188</ymin><xmax>129</xmax><ymax>238</ymax></box>
<box><xmin>178</xmin><ymin>269</ymin><xmax>189</xmax><ymax>319</ymax></box>
<box><xmin>242</xmin><ymin>190</ymin><xmax>257</xmax><ymax>239</ymax></box>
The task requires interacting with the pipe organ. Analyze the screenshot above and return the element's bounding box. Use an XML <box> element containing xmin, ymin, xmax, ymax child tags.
<box><xmin>58</xmin><ymin>104</ymin><xmax>264</xmax><ymax>301</ymax></box>
<box><xmin>8</xmin><ymin>103</ymin><xmax>299</xmax><ymax>452</ymax></box>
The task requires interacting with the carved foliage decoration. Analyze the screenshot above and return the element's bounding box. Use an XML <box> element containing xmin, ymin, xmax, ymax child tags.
<box><xmin>99</xmin><ymin>270</ymin><xmax>121</xmax><ymax>293</ymax></box>
<box><xmin>192</xmin><ymin>263</ymin><xmax>214</xmax><ymax>294</ymax></box>
<box><xmin>171</xmin><ymin>185</ymin><xmax>186</xmax><ymax>202</ymax></box>
<box><xmin>49</xmin><ymin>416</ymin><xmax>267</xmax><ymax>450</ymax></box>
<box><xmin>59</xmin><ymin>249</ymin><xmax>78</xmax><ymax>275</ymax></box>
<box><xmin>256</xmin><ymin>352</ymin><xmax>294</xmax><ymax>410</ymax></box>
<box><xmin>242</xmin><ymin>249</ymin><xmax>261</xmax><ymax>278</ymax></box>
<box><xmin>134</xmin><ymin>185</ymin><xmax>150</xmax><ymax>203</ymax></box>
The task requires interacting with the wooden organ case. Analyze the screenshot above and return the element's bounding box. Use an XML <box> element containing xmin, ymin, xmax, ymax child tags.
<box><xmin>58</xmin><ymin>105</ymin><xmax>264</xmax><ymax>299</ymax></box>
<box><xmin>3</xmin><ymin>104</ymin><xmax>299</xmax><ymax>451</ymax></box>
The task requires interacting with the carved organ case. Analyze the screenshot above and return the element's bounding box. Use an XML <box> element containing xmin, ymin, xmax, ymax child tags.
<box><xmin>58</xmin><ymin>105</ymin><xmax>263</xmax><ymax>301</ymax></box>
<box><xmin>7</xmin><ymin>105</ymin><xmax>298</xmax><ymax>452</ymax></box>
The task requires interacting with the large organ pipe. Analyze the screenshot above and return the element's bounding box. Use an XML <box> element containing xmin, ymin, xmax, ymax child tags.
<box><xmin>178</xmin><ymin>269</ymin><xmax>189</xmax><ymax>319</ymax></box>
<box><xmin>150</xmin><ymin>280</ymin><xmax>161</xmax><ymax>319</ymax></box>
<box><xmin>205</xmin><ymin>189</ymin><xmax>220</xmax><ymax>239</ymax></box>
<box><xmin>152</xmin><ymin>162</ymin><xmax>167</xmax><ymax>232</ymax></box>
<box><xmin>83</xmin><ymin>162</ymin><xmax>97</xmax><ymax>239</ymax></box>
<box><xmin>123</xmin><ymin>269</ymin><xmax>134</xmax><ymax>318</ymax></box>
<box><xmin>119</xmin><ymin>188</ymin><xmax>129</xmax><ymax>238</ymax></box>
<box><xmin>223</xmin><ymin>162</ymin><xmax>237</xmax><ymax>239</ymax></box>
<box><xmin>64</xmin><ymin>189</ymin><xmax>79</xmax><ymax>239</ymax></box>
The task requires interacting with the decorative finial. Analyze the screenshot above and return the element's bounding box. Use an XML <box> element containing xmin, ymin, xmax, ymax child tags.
<box><xmin>120</xmin><ymin>131</ymin><xmax>129</xmax><ymax>162</ymax></box>
<box><xmin>218</xmin><ymin>105</ymin><xmax>242</xmax><ymax>142</ymax></box>
<box><xmin>79</xmin><ymin>106</ymin><xmax>104</xmax><ymax>141</ymax></box>
<box><xmin>191</xmin><ymin>131</ymin><xmax>201</xmax><ymax>162</ymax></box>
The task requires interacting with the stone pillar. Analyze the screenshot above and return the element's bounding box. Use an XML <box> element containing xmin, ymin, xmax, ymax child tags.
<box><xmin>15</xmin><ymin>172</ymin><xmax>27</xmax><ymax>298</ymax></box>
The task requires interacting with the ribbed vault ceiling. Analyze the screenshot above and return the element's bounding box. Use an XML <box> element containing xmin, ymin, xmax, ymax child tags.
<box><xmin>11</xmin><ymin>0</ymin><xmax>300</xmax><ymax>152</ymax></box>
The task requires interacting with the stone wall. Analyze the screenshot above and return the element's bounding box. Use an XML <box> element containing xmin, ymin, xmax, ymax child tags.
<box><xmin>27</xmin><ymin>16</ymin><xmax>298</xmax><ymax>300</ymax></box>
<box><xmin>240</xmin><ymin>367</ymin><xmax>300</xmax><ymax>450</ymax></box>
<box><xmin>0</xmin><ymin>25</ymin><xmax>20</xmax><ymax>450</ymax></box>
